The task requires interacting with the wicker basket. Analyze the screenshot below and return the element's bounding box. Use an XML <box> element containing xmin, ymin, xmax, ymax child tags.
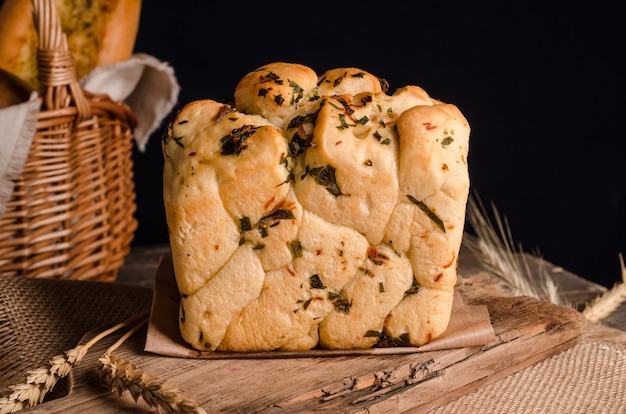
<box><xmin>0</xmin><ymin>0</ymin><xmax>137</xmax><ymax>281</ymax></box>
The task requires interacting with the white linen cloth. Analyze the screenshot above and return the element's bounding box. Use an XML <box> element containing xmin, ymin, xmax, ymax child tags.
<box><xmin>0</xmin><ymin>92</ymin><xmax>39</xmax><ymax>216</ymax></box>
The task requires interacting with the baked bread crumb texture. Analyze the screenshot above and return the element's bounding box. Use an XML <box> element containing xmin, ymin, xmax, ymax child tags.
<box><xmin>162</xmin><ymin>62</ymin><xmax>470</xmax><ymax>352</ymax></box>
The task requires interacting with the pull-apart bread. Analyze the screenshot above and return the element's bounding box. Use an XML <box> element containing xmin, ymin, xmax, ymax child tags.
<box><xmin>162</xmin><ymin>62</ymin><xmax>471</xmax><ymax>352</ymax></box>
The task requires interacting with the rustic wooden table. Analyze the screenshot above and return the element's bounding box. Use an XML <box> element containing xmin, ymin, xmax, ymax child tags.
<box><xmin>19</xmin><ymin>241</ymin><xmax>625</xmax><ymax>413</ymax></box>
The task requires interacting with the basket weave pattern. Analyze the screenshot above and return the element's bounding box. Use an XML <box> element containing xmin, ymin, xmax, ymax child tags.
<box><xmin>0</xmin><ymin>0</ymin><xmax>137</xmax><ymax>281</ymax></box>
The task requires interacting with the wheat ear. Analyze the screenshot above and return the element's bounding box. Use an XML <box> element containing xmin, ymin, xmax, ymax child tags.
<box><xmin>0</xmin><ymin>309</ymin><xmax>150</xmax><ymax>413</ymax></box>
<box><xmin>464</xmin><ymin>193</ymin><xmax>562</xmax><ymax>305</ymax></box>
<box><xmin>582</xmin><ymin>253</ymin><xmax>626</xmax><ymax>323</ymax></box>
<box><xmin>97</xmin><ymin>319</ymin><xmax>207</xmax><ymax>414</ymax></box>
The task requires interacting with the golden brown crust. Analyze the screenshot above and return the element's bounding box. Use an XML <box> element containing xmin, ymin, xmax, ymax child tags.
<box><xmin>234</xmin><ymin>62</ymin><xmax>319</xmax><ymax>128</ymax></box>
<box><xmin>0</xmin><ymin>0</ymin><xmax>35</xmax><ymax>89</ymax></box>
<box><xmin>316</xmin><ymin>67</ymin><xmax>383</xmax><ymax>97</ymax></box>
<box><xmin>0</xmin><ymin>0</ymin><xmax>141</xmax><ymax>90</ymax></box>
<box><xmin>95</xmin><ymin>0</ymin><xmax>142</xmax><ymax>66</ymax></box>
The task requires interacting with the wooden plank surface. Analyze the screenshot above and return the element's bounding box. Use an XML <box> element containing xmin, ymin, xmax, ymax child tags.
<box><xmin>23</xmin><ymin>281</ymin><xmax>586</xmax><ymax>413</ymax></box>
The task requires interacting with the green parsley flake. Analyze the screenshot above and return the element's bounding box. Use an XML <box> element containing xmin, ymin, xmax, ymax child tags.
<box><xmin>406</xmin><ymin>195</ymin><xmax>446</xmax><ymax>233</ymax></box>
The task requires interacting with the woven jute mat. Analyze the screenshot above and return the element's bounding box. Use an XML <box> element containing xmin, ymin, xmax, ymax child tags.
<box><xmin>432</xmin><ymin>323</ymin><xmax>626</xmax><ymax>413</ymax></box>
<box><xmin>0</xmin><ymin>274</ymin><xmax>152</xmax><ymax>401</ymax></box>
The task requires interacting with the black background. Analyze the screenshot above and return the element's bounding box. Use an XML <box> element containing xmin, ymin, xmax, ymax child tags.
<box><xmin>128</xmin><ymin>2</ymin><xmax>622</xmax><ymax>288</ymax></box>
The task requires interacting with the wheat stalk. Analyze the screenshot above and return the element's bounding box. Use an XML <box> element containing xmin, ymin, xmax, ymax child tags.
<box><xmin>97</xmin><ymin>319</ymin><xmax>207</xmax><ymax>414</ymax></box>
<box><xmin>582</xmin><ymin>253</ymin><xmax>626</xmax><ymax>323</ymax></box>
<box><xmin>463</xmin><ymin>193</ymin><xmax>563</xmax><ymax>305</ymax></box>
<box><xmin>98</xmin><ymin>355</ymin><xmax>207</xmax><ymax>414</ymax></box>
<box><xmin>0</xmin><ymin>309</ymin><xmax>149</xmax><ymax>413</ymax></box>
<box><xmin>465</xmin><ymin>193</ymin><xmax>626</xmax><ymax>321</ymax></box>
<box><xmin>0</xmin><ymin>308</ymin><xmax>206</xmax><ymax>414</ymax></box>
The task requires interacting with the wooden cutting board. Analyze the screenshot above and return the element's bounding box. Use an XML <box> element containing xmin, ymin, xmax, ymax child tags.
<box><xmin>23</xmin><ymin>282</ymin><xmax>586</xmax><ymax>413</ymax></box>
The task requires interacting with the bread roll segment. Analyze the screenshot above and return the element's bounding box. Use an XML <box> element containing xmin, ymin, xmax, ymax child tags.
<box><xmin>163</xmin><ymin>62</ymin><xmax>471</xmax><ymax>351</ymax></box>
<box><xmin>318</xmin><ymin>244</ymin><xmax>414</xmax><ymax>349</ymax></box>
<box><xmin>234</xmin><ymin>62</ymin><xmax>319</xmax><ymax>128</ymax></box>
<box><xmin>179</xmin><ymin>244</ymin><xmax>266</xmax><ymax>351</ymax></box>
<box><xmin>316</xmin><ymin>67</ymin><xmax>384</xmax><ymax>97</ymax></box>
<box><xmin>294</xmin><ymin>93</ymin><xmax>400</xmax><ymax>245</ymax></box>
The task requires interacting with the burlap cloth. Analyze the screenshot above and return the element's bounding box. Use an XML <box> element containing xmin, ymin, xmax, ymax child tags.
<box><xmin>0</xmin><ymin>274</ymin><xmax>152</xmax><ymax>401</ymax></box>
<box><xmin>434</xmin><ymin>324</ymin><xmax>626</xmax><ymax>413</ymax></box>
<box><xmin>1</xmin><ymin>271</ymin><xmax>625</xmax><ymax>412</ymax></box>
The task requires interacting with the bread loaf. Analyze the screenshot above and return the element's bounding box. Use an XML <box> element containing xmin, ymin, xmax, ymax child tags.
<box><xmin>0</xmin><ymin>0</ymin><xmax>141</xmax><ymax>90</ymax></box>
<box><xmin>162</xmin><ymin>62</ymin><xmax>471</xmax><ymax>352</ymax></box>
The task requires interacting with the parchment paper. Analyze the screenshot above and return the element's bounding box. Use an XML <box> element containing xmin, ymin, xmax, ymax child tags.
<box><xmin>145</xmin><ymin>255</ymin><xmax>496</xmax><ymax>359</ymax></box>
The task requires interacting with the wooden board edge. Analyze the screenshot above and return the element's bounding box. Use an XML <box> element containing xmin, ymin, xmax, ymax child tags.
<box><xmin>259</xmin><ymin>313</ymin><xmax>585</xmax><ymax>413</ymax></box>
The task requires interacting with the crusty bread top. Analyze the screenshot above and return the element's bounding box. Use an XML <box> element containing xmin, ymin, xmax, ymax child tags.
<box><xmin>234</xmin><ymin>62</ymin><xmax>319</xmax><ymax>128</ymax></box>
<box><xmin>316</xmin><ymin>67</ymin><xmax>386</xmax><ymax>97</ymax></box>
<box><xmin>0</xmin><ymin>0</ymin><xmax>141</xmax><ymax>90</ymax></box>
